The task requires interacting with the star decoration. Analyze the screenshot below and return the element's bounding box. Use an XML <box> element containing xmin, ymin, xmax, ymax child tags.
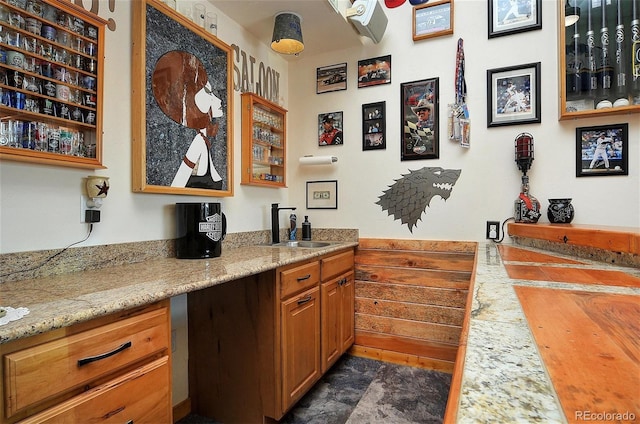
<box><xmin>95</xmin><ymin>181</ymin><xmax>109</xmax><ymax>196</ymax></box>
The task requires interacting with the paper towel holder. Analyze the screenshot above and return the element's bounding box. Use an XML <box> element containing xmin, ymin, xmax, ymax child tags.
<box><xmin>299</xmin><ymin>155</ymin><xmax>338</xmax><ymax>165</ymax></box>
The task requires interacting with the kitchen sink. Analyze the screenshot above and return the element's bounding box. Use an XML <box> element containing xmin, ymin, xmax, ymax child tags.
<box><xmin>269</xmin><ymin>241</ymin><xmax>333</xmax><ymax>248</ymax></box>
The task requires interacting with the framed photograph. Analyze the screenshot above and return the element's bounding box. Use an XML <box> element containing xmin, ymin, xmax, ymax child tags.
<box><xmin>131</xmin><ymin>1</ymin><xmax>233</xmax><ymax>196</ymax></box>
<box><xmin>400</xmin><ymin>78</ymin><xmax>439</xmax><ymax>161</ymax></box>
<box><xmin>318</xmin><ymin>111</ymin><xmax>344</xmax><ymax>146</ymax></box>
<box><xmin>488</xmin><ymin>0</ymin><xmax>541</xmax><ymax>38</ymax></box>
<box><xmin>316</xmin><ymin>63</ymin><xmax>347</xmax><ymax>94</ymax></box>
<box><xmin>413</xmin><ymin>0</ymin><xmax>454</xmax><ymax>41</ymax></box>
<box><xmin>576</xmin><ymin>123</ymin><xmax>628</xmax><ymax>177</ymax></box>
<box><xmin>487</xmin><ymin>62</ymin><xmax>541</xmax><ymax>127</ymax></box>
<box><xmin>362</xmin><ymin>101</ymin><xmax>386</xmax><ymax>151</ymax></box>
<box><xmin>306</xmin><ymin>180</ymin><xmax>338</xmax><ymax>209</ymax></box>
<box><xmin>357</xmin><ymin>55</ymin><xmax>391</xmax><ymax>88</ymax></box>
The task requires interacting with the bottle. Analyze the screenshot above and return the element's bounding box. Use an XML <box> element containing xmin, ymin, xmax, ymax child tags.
<box><xmin>302</xmin><ymin>216</ymin><xmax>312</xmax><ymax>241</ymax></box>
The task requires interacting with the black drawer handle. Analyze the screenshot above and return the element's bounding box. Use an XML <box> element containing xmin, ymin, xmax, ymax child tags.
<box><xmin>77</xmin><ymin>341</ymin><xmax>132</xmax><ymax>367</ymax></box>
<box><xmin>297</xmin><ymin>294</ymin><xmax>312</xmax><ymax>305</ymax></box>
<box><xmin>297</xmin><ymin>274</ymin><xmax>311</xmax><ymax>282</ymax></box>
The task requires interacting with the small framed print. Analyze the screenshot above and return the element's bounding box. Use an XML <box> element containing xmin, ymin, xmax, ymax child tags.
<box><xmin>362</xmin><ymin>101</ymin><xmax>386</xmax><ymax>151</ymax></box>
<box><xmin>401</xmin><ymin>77</ymin><xmax>439</xmax><ymax>161</ymax></box>
<box><xmin>318</xmin><ymin>111</ymin><xmax>344</xmax><ymax>146</ymax></box>
<box><xmin>357</xmin><ymin>55</ymin><xmax>391</xmax><ymax>88</ymax></box>
<box><xmin>487</xmin><ymin>62</ymin><xmax>541</xmax><ymax>127</ymax></box>
<box><xmin>413</xmin><ymin>0</ymin><xmax>454</xmax><ymax>41</ymax></box>
<box><xmin>488</xmin><ymin>0</ymin><xmax>541</xmax><ymax>39</ymax></box>
<box><xmin>316</xmin><ymin>62</ymin><xmax>347</xmax><ymax>94</ymax></box>
<box><xmin>306</xmin><ymin>180</ymin><xmax>338</xmax><ymax>209</ymax></box>
<box><xmin>576</xmin><ymin>123</ymin><xmax>628</xmax><ymax>177</ymax></box>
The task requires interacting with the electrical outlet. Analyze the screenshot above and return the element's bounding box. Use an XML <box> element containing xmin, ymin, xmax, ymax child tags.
<box><xmin>486</xmin><ymin>221</ymin><xmax>500</xmax><ymax>240</ymax></box>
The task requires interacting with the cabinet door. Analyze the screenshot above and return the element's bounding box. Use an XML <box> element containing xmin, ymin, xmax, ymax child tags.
<box><xmin>340</xmin><ymin>271</ymin><xmax>355</xmax><ymax>353</ymax></box>
<box><xmin>321</xmin><ymin>278</ymin><xmax>340</xmax><ymax>374</ymax></box>
<box><xmin>281</xmin><ymin>286</ymin><xmax>320</xmax><ymax>413</ymax></box>
<box><xmin>321</xmin><ymin>271</ymin><xmax>355</xmax><ymax>373</ymax></box>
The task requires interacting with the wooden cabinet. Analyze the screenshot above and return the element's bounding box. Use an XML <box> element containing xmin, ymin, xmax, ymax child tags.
<box><xmin>0</xmin><ymin>301</ymin><xmax>171</xmax><ymax>423</ymax></box>
<box><xmin>0</xmin><ymin>0</ymin><xmax>106</xmax><ymax>168</ymax></box>
<box><xmin>187</xmin><ymin>248</ymin><xmax>355</xmax><ymax>423</ymax></box>
<box><xmin>321</xmin><ymin>250</ymin><xmax>355</xmax><ymax>373</ymax></box>
<box><xmin>558</xmin><ymin>0</ymin><xmax>640</xmax><ymax>120</ymax></box>
<box><xmin>241</xmin><ymin>92</ymin><xmax>287</xmax><ymax>187</ymax></box>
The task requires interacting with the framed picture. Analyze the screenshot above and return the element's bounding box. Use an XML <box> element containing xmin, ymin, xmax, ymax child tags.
<box><xmin>318</xmin><ymin>111</ymin><xmax>344</xmax><ymax>146</ymax></box>
<box><xmin>306</xmin><ymin>180</ymin><xmax>338</xmax><ymax>209</ymax></box>
<box><xmin>400</xmin><ymin>78</ymin><xmax>439</xmax><ymax>161</ymax></box>
<box><xmin>487</xmin><ymin>62</ymin><xmax>541</xmax><ymax>127</ymax></box>
<box><xmin>362</xmin><ymin>101</ymin><xmax>386</xmax><ymax>151</ymax></box>
<box><xmin>131</xmin><ymin>1</ymin><xmax>233</xmax><ymax>196</ymax></box>
<box><xmin>357</xmin><ymin>55</ymin><xmax>391</xmax><ymax>88</ymax></box>
<box><xmin>576</xmin><ymin>123</ymin><xmax>628</xmax><ymax>177</ymax></box>
<box><xmin>413</xmin><ymin>0</ymin><xmax>454</xmax><ymax>41</ymax></box>
<box><xmin>316</xmin><ymin>63</ymin><xmax>347</xmax><ymax>94</ymax></box>
<box><xmin>488</xmin><ymin>0</ymin><xmax>541</xmax><ymax>38</ymax></box>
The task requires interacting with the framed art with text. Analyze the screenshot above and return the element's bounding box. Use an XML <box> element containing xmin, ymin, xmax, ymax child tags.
<box><xmin>306</xmin><ymin>180</ymin><xmax>338</xmax><ymax>209</ymax></box>
<box><xmin>401</xmin><ymin>78</ymin><xmax>439</xmax><ymax>161</ymax></box>
<box><xmin>487</xmin><ymin>62</ymin><xmax>541</xmax><ymax>127</ymax></box>
<box><xmin>413</xmin><ymin>0</ymin><xmax>454</xmax><ymax>41</ymax></box>
<box><xmin>131</xmin><ymin>0</ymin><xmax>233</xmax><ymax>197</ymax></box>
<box><xmin>576</xmin><ymin>123</ymin><xmax>628</xmax><ymax>177</ymax></box>
<box><xmin>362</xmin><ymin>101</ymin><xmax>386</xmax><ymax>151</ymax></box>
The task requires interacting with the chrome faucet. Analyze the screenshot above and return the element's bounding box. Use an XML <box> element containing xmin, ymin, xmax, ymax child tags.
<box><xmin>271</xmin><ymin>203</ymin><xmax>296</xmax><ymax>244</ymax></box>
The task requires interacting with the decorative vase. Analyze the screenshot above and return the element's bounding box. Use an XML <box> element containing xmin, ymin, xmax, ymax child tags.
<box><xmin>547</xmin><ymin>198</ymin><xmax>575</xmax><ymax>223</ymax></box>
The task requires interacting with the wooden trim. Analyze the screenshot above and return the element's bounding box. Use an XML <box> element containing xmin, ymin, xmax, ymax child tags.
<box><xmin>173</xmin><ymin>398</ymin><xmax>191</xmax><ymax>423</ymax></box>
<box><xmin>508</xmin><ymin>223</ymin><xmax>640</xmax><ymax>255</ymax></box>
<box><xmin>349</xmin><ymin>345</ymin><xmax>454</xmax><ymax>373</ymax></box>
<box><xmin>443</xmin><ymin>243</ymin><xmax>478</xmax><ymax>423</ymax></box>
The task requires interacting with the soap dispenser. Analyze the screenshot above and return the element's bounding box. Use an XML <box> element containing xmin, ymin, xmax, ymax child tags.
<box><xmin>302</xmin><ymin>216</ymin><xmax>312</xmax><ymax>241</ymax></box>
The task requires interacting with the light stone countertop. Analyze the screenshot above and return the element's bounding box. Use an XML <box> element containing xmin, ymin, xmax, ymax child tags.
<box><xmin>453</xmin><ymin>242</ymin><xmax>640</xmax><ymax>423</ymax></box>
<box><xmin>0</xmin><ymin>242</ymin><xmax>358</xmax><ymax>344</ymax></box>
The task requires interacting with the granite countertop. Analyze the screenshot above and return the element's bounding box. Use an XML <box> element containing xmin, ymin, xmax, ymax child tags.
<box><xmin>454</xmin><ymin>242</ymin><xmax>640</xmax><ymax>423</ymax></box>
<box><xmin>0</xmin><ymin>242</ymin><xmax>357</xmax><ymax>344</ymax></box>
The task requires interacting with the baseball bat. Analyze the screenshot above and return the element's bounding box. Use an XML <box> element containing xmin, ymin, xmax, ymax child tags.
<box><xmin>596</xmin><ymin>0</ymin><xmax>613</xmax><ymax>108</ymax></box>
<box><xmin>586</xmin><ymin>0</ymin><xmax>598</xmax><ymax>99</ymax></box>
<box><xmin>613</xmin><ymin>0</ymin><xmax>628</xmax><ymax>104</ymax></box>
<box><xmin>631</xmin><ymin>0</ymin><xmax>640</xmax><ymax>102</ymax></box>
<box><xmin>567</xmin><ymin>3</ymin><xmax>581</xmax><ymax>99</ymax></box>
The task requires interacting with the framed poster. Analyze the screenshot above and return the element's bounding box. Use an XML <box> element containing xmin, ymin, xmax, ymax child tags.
<box><xmin>487</xmin><ymin>62</ymin><xmax>541</xmax><ymax>127</ymax></box>
<box><xmin>576</xmin><ymin>123</ymin><xmax>628</xmax><ymax>177</ymax></box>
<box><xmin>362</xmin><ymin>101</ymin><xmax>386</xmax><ymax>151</ymax></box>
<box><xmin>306</xmin><ymin>180</ymin><xmax>338</xmax><ymax>209</ymax></box>
<box><xmin>316</xmin><ymin>63</ymin><xmax>347</xmax><ymax>94</ymax></box>
<box><xmin>357</xmin><ymin>55</ymin><xmax>391</xmax><ymax>88</ymax></box>
<box><xmin>131</xmin><ymin>1</ymin><xmax>233</xmax><ymax>196</ymax></box>
<box><xmin>400</xmin><ymin>78</ymin><xmax>439</xmax><ymax>161</ymax></box>
<box><xmin>318</xmin><ymin>111</ymin><xmax>344</xmax><ymax>146</ymax></box>
<box><xmin>413</xmin><ymin>0</ymin><xmax>454</xmax><ymax>41</ymax></box>
<box><xmin>488</xmin><ymin>0</ymin><xmax>541</xmax><ymax>38</ymax></box>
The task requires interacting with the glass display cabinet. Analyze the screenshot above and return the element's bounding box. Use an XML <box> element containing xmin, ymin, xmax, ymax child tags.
<box><xmin>559</xmin><ymin>0</ymin><xmax>640</xmax><ymax>120</ymax></box>
<box><xmin>241</xmin><ymin>92</ymin><xmax>287</xmax><ymax>188</ymax></box>
<box><xmin>0</xmin><ymin>0</ymin><xmax>106</xmax><ymax>168</ymax></box>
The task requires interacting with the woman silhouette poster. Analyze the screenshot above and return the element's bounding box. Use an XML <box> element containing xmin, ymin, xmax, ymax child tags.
<box><xmin>132</xmin><ymin>1</ymin><xmax>233</xmax><ymax>196</ymax></box>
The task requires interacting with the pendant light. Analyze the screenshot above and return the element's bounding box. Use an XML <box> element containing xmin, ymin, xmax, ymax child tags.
<box><xmin>565</xmin><ymin>0</ymin><xmax>581</xmax><ymax>27</ymax></box>
<box><xmin>271</xmin><ymin>12</ymin><xmax>304</xmax><ymax>55</ymax></box>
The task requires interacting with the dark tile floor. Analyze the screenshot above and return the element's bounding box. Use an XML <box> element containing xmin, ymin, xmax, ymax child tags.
<box><xmin>178</xmin><ymin>355</ymin><xmax>451</xmax><ymax>424</ymax></box>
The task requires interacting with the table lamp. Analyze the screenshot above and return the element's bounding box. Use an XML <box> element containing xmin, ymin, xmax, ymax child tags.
<box><xmin>514</xmin><ymin>133</ymin><xmax>541</xmax><ymax>223</ymax></box>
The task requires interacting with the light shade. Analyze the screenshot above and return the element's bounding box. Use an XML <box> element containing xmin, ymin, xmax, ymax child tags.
<box><xmin>271</xmin><ymin>12</ymin><xmax>304</xmax><ymax>55</ymax></box>
<box><xmin>564</xmin><ymin>0</ymin><xmax>580</xmax><ymax>27</ymax></box>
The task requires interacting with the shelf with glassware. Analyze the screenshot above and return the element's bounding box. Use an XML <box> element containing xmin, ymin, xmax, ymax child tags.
<box><xmin>0</xmin><ymin>0</ymin><xmax>106</xmax><ymax>169</ymax></box>
<box><xmin>559</xmin><ymin>0</ymin><xmax>640</xmax><ymax>120</ymax></box>
<box><xmin>241</xmin><ymin>92</ymin><xmax>287</xmax><ymax>187</ymax></box>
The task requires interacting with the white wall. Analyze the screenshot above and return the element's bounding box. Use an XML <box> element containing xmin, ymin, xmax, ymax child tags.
<box><xmin>289</xmin><ymin>0</ymin><xmax>639</xmax><ymax>240</ymax></box>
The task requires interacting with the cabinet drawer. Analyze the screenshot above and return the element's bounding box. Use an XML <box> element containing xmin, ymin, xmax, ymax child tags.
<box><xmin>4</xmin><ymin>307</ymin><xmax>169</xmax><ymax>416</ymax></box>
<box><xmin>321</xmin><ymin>250</ymin><xmax>354</xmax><ymax>281</ymax></box>
<box><xmin>280</xmin><ymin>261</ymin><xmax>320</xmax><ymax>299</ymax></box>
<box><xmin>19</xmin><ymin>356</ymin><xmax>171</xmax><ymax>424</ymax></box>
